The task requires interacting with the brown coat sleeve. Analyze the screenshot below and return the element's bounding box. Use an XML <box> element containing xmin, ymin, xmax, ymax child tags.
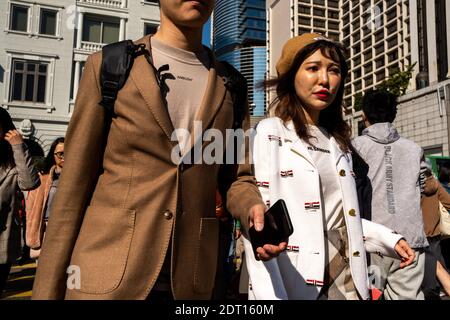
<box><xmin>25</xmin><ymin>180</ymin><xmax>38</xmax><ymax>218</ymax></box>
<box><xmin>225</xmin><ymin>109</ymin><xmax>264</xmax><ymax>233</ymax></box>
<box><xmin>423</xmin><ymin>176</ymin><xmax>439</xmax><ymax>196</ymax></box>
<box><xmin>25</xmin><ymin>174</ymin><xmax>46</xmax><ymax>248</ymax></box>
<box><xmin>11</xmin><ymin>143</ymin><xmax>40</xmax><ymax>191</ymax></box>
<box><xmin>32</xmin><ymin>53</ymin><xmax>105</xmax><ymax>299</ymax></box>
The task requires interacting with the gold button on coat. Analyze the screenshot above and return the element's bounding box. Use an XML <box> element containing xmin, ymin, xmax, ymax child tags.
<box><xmin>348</xmin><ymin>209</ymin><xmax>356</xmax><ymax>216</ymax></box>
<box><xmin>339</xmin><ymin>169</ymin><xmax>346</xmax><ymax>177</ymax></box>
<box><xmin>164</xmin><ymin>210</ymin><xmax>173</xmax><ymax>220</ymax></box>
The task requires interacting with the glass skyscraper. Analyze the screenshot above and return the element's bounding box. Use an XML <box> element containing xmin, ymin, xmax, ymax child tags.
<box><xmin>213</xmin><ymin>0</ymin><xmax>267</xmax><ymax>116</ymax></box>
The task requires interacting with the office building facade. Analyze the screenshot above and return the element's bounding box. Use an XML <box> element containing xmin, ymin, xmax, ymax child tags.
<box><xmin>213</xmin><ymin>0</ymin><xmax>267</xmax><ymax>117</ymax></box>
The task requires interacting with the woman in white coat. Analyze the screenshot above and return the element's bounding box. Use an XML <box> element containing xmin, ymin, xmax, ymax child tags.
<box><xmin>244</xmin><ymin>33</ymin><xmax>415</xmax><ymax>300</ymax></box>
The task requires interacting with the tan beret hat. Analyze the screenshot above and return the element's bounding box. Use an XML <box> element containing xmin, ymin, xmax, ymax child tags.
<box><xmin>276</xmin><ymin>33</ymin><xmax>336</xmax><ymax>77</ymax></box>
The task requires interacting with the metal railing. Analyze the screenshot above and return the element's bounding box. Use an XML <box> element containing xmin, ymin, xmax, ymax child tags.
<box><xmin>77</xmin><ymin>0</ymin><xmax>126</xmax><ymax>9</ymax></box>
<box><xmin>80</xmin><ymin>41</ymin><xmax>105</xmax><ymax>52</ymax></box>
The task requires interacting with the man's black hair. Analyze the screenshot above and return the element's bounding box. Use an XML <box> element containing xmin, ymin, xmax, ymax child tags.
<box><xmin>439</xmin><ymin>163</ymin><xmax>450</xmax><ymax>184</ymax></box>
<box><xmin>362</xmin><ymin>89</ymin><xmax>398</xmax><ymax>124</ymax></box>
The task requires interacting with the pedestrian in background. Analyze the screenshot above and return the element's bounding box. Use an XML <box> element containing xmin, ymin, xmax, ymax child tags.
<box><xmin>353</xmin><ymin>89</ymin><xmax>428</xmax><ymax>300</ymax></box>
<box><xmin>420</xmin><ymin>161</ymin><xmax>450</xmax><ymax>298</ymax></box>
<box><xmin>25</xmin><ymin>137</ymin><xmax>65</xmax><ymax>260</ymax></box>
<box><xmin>439</xmin><ymin>164</ymin><xmax>450</xmax><ymax>268</ymax></box>
<box><xmin>0</xmin><ymin>108</ymin><xmax>40</xmax><ymax>297</ymax></box>
<box><xmin>244</xmin><ymin>34</ymin><xmax>414</xmax><ymax>300</ymax></box>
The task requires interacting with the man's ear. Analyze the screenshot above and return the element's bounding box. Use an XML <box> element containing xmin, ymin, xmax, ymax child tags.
<box><xmin>361</xmin><ymin>111</ymin><xmax>370</xmax><ymax>127</ymax></box>
<box><xmin>361</xmin><ymin>111</ymin><xmax>366</xmax><ymax>121</ymax></box>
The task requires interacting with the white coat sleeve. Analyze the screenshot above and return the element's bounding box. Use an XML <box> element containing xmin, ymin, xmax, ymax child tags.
<box><xmin>252</xmin><ymin>122</ymin><xmax>270</xmax><ymax>207</ymax></box>
<box><xmin>243</xmin><ymin>121</ymin><xmax>288</xmax><ymax>300</ymax></box>
<box><xmin>361</xmin><ymin>218</ymin><xmax>404</xmax><ymax>259</ymax></box>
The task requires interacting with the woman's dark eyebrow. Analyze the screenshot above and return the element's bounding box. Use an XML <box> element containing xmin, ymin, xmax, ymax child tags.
<box><xmin>304</xmin><ymin>61</ymin><xmax>321</xmax><ymax>65</ymax></box>
<box><xmin>304</xmin><ymin>61</ymin><xmax>341</xmax><ymax>68</ymax></box>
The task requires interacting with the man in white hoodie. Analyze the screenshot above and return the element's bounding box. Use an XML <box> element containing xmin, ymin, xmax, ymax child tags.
<box><xmin>352</xmin><ymin>89</ymin><xmax>428</xmax><ymax>300</ymax></box>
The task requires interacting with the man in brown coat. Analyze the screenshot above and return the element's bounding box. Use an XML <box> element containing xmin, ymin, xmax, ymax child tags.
<box><xmin>32</xmin><ymin>0</ymin><xmax>284</xmax><ymax>300</ymax></box>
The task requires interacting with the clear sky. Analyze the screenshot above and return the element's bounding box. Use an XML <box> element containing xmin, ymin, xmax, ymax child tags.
<box><xmin>202</xmin><ymin>18</ymin><xmax>211</xmax><ymax>48</ymax></box>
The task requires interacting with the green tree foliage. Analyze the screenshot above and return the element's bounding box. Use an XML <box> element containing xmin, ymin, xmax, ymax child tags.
<box><xmin>377</xmin><ymin>63</ymin><xmax>416</xmax><ymax>97</ymax></box>
<box><xmin>353</xmin><ymin>92</ymin><xmax>363</xmax><ymax>112</ymax></box>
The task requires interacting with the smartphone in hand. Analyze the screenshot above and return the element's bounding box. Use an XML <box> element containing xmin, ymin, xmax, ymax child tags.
<box><xmin>249</xmin><ymin>199</ymin><xmax>293</xmax><ymax>260</ymax></box>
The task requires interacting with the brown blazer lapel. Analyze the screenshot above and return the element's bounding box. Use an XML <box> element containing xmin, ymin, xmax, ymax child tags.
<box><xmin>184</xmin><ymin>56</ymin><xmax>227</xmax><ymax>153</ymax></box>
<box><xmin>195</xmin><ymin>57</ymin><xmax>227</xmax><ymax>132</ymax></box>
<box><xmin>129</xmin><ymin>36</ymin><xmax>176</xmax><ymax>145</ymax></box>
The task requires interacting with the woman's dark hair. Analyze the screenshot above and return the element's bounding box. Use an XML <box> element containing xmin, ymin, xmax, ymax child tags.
<box><xmin>0</xmin><ymin>108</ymin><xmax>16</xmax><ymax>169</ymax></box>
<box><xmin>362</xmin><ymin>89</ymin><xmax>398</xmax><ymax>124</ymax></box>
<box><xmin>41</xmin><ymin>137</ymin><xmax>65</xmax><ymax>174</ymax></box>
<box><xmin>439</xmin><ymin>164</ymin><xmax>450</xmax><ymax>184</ymax></box>
<box><xmin>263</xmin><ymin>40</ymin><xmax>351</xmax><ymax>151</ymax></box>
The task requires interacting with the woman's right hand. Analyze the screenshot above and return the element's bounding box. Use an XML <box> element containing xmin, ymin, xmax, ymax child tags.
<box><xmin>4</xmin><ymin>129</ymin><xmax>24</xmax><ymax>145</ymax></box>
<box><xmin>249</xmin><ymin>204</ymin><xmax>287</xmax><ymax>261</ymax></box>
<box><xmin>394</xmin><ymin>239</ymin><xmax>415</xmax><ymax>268</ymax></box>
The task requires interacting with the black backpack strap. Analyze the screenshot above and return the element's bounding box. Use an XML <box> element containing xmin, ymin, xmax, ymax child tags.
<box><xmin>100</xmin><ymin>40</ymin><xmax>146</xmax><ymax>117</ymax></box>
<box><xmin>220</xmin><ymin>61</ymin><xmax>248</xmax><ymax>129</ymax></box>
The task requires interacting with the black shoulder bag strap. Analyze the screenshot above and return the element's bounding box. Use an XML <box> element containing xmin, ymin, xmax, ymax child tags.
<box><xmin>100</xmin><ymin>40</ymin><xmax>147</xmax><ymax>117</ymax></box>
<box><xmin>220</xmin><ymin>60</ymin><xmax>248</xmax><ymax>130</ymax></box>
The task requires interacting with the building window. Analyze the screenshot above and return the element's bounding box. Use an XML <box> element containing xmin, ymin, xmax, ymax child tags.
<box><xmin>82</xmin><ymin>16</ymin><xmax>119</xmax><ymax>44</ymax></box>
<box><xmin>376</xmin><ymin>71</ymin><xmax>385</xmax><ymax>82</ymax></box>
<box><xmin>11</xmin><ymin>60</ymin><xmax>48</xmax><ymax>103</ymax></box>
<box><xmin>144</xmin><ymin>23</ymin><xmax>158</xmax><ymax>35</ymax></box>
<box><xmin>376</xmin><ymin>57</ymin><xmax>385</xmax><ymax>68</ymax></box>
<box><xmin>299</xmin><ymin>17</ymin><xmax>311</xmax><ymax>25</ymax></box>
<box><xmin>328</xmin><ymin>0</ymin><xmax>339</xmax><ymax>8</ymax></box>
<box><xmin>328</xmin><ymin>21</ymin><xmax>339</xmax><ymax>30</ymax></box>
<box><xmin>387</xmin><ymin>37</ymin><xmax>398</xmax><ymax>49</ymax></box>
<box><xmin>386</xmin><ymin>0</ymin><xmax>396</xmax><ymax>9</ymax></box>
<box><xmin>387</xmin><ymin>50</ymin><xmax>398</xmax><ymax>63</ymax></box>
<box><xmin>313</xmin><ymin>8</ymin><xmax>325</xmax><ymax>17</ymax></box>
<box><xmin>387</xmin><ymin>22</ymin><xmax>397</xmax><ymax>34</ymax></box>
<box><xmin>40</xmin><ymin>9</ymin><xmax>57</xmax><ymax>36</ymax></box>
<box><xmin>436</xmin><ymin>0</ymin><xmax>448</xmax><ymax>82</ymax></box>
<box><xmin>328</xmin><ymin>10</ymin><xmax>339</xmax><ymax>19</ymax></box>
<box><xmin>10</xmin><ymin>4</ymin><xmax>29</xmax><ymax>32</ymax></box>
<box><xmin>313</xmin><ymin>19</ymin><xmax>326</xmax><ymax>28</ymax></box>
<box><xmin>298</xmin><ymin>6</ymin><xmax>310</xmax><ymax>14</ymax></box>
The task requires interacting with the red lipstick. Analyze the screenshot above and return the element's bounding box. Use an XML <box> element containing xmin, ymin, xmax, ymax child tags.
<box><xmin>314</xmin><ymin>90</ymin><xmax>330</xmax><ymax>100</ymax></box>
